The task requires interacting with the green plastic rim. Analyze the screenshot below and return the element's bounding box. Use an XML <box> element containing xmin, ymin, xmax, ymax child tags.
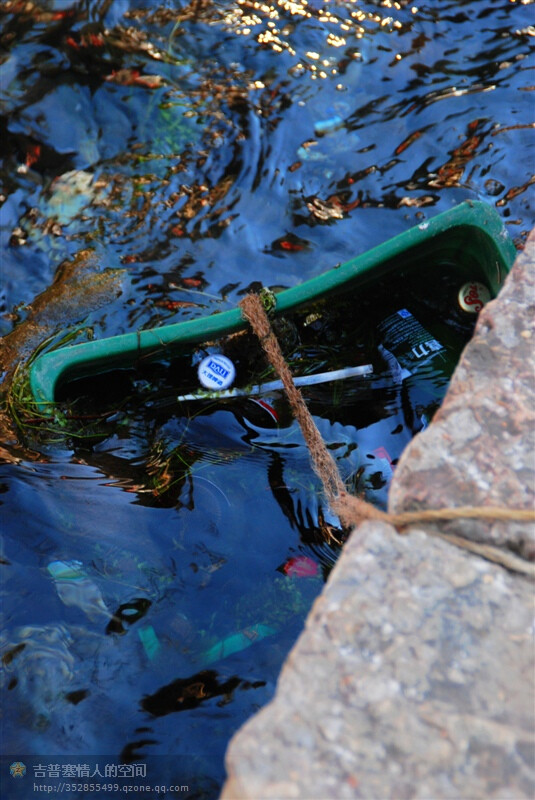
<box><xmin>29</xmin><ymin>201</ymin><xmax>516</xmax><ymax>411</ymax></box>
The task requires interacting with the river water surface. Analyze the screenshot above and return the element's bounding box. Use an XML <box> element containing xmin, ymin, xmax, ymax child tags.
<box><xmin>1</xmin><ymin>1</ymin><xmax>534</xmax><ymax>797</ymax></box>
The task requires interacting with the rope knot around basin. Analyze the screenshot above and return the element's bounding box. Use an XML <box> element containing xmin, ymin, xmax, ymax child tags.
<box><xmin>239</xmin><ymin>292</ymin><xmax>535</xmax><ymax>578</ymax></box>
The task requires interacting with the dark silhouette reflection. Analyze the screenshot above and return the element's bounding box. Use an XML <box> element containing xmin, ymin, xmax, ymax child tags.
<box><xmin>267</xmin><ymin>451</ymin><xmax>344</xmax><ymax>554</ymax></box>
<box><xmin>141</xmin><ymin>670</ymin><xmax>265</xmax><ymax>717</ymax></box>
<box><xmin>64</xmin><ymin>688</ymin><xmax>90</xmax><ymax>705</ymax></box>
<box><xmin>106</xmin><ymin>598</ymin><xmax>152</xmax><ymax>635</ymax></box>
<box><xmin>73</xmin><ymin>447</ymin><xmax>198</xmax><ymax>509</ymax></box>
<box><xmin>120</xmin><ymin>739</ymin><xmax>159</xmax><ymax>764</ymax></box>
<box><xmin>0</xmin><ymin>116</ymin><xmax>76</xmax><ymax>184</ymax></box>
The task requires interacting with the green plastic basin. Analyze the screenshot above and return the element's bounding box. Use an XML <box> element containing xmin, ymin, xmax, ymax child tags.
<box><xmin>29</xmin><ymin>201</ymin><xmax>516</xmax><ymax>410</ymax></box>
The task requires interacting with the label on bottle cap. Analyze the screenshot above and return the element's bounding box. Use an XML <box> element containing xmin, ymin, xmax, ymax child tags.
<box><xmin>198</xmin><ymin>354</ymin><xmax>236</xmax><ymax>390</ymax></box>
<box><xmin>458</xmin><ymin>282</ymin><xmax>491</xmax><ymax>313</ymax></box>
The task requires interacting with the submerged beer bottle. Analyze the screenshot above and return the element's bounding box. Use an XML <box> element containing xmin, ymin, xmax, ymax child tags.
<box><xmin>376</xmin><ymin>276</ymin><xmax>493</xmax><ymax>422</ymax></box>
<box><xmin>377</xmin><ymin>308</ymin><xmax>463</xmax><ymax>423</ymax></box>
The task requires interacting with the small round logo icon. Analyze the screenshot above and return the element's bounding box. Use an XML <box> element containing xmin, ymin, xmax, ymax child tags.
<box><xmin>458</xmin><ymin>281</ymin><xmax>491</xmax><ymax>313</ymax></box>
<box><xmin>197</xmin><ymin>354</ymin><xmax>236</xmax><ymax>390</ymax></box>
<box><xmin>10</xmin><ymin>762</ymin><xmax>26</xmax><ymax>778</ymax></box>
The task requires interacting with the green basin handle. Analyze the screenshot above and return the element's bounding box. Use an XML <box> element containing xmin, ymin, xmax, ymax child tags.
<box><xmin>29</xmin><ymin>201</ymin><xmax>516</xmax><ymax>410</ymax></box>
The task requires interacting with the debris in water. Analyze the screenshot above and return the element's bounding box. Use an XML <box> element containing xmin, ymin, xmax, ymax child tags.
<box><xmin>201</xmin><ymin>624</ymin><xmax>277</xmax><ymax>665</ymax></box>
<box><xmin>47</xmin><ymin>560</ymin><xmax>110</xmax><ymax>621</ymax></box>
<box><xmin>138</xmin><ymin>625</ymin><xmax>161</xmax><ymax>661</ymax></box>
<box><xmin>279</xmin><ymin>555</ymin><xmax>319</xmax><ymax>578</ymax></box>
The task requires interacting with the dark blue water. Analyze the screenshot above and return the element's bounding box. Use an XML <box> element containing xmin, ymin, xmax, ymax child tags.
<box><xmin>1</xmin><ymin>1</ymin><xmax>533</xmax><ymax>798</ymax></box>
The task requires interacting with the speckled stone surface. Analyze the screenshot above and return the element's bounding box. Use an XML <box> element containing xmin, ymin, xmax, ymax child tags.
<box><xmin>223</xmin><ymin>524</ymin><xmax>534</xmax><ymax>800</ymax></box>
<box><xmin>221</xmin><ymin>232</ymin><xmax>535</xmax><ymax>800</ymax></box>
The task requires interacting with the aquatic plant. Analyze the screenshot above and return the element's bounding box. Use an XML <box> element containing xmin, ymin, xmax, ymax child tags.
<box><xmin>3</xmin><ymin>331</ymin><xmax>123</xmax><ymax>448</ymax></box>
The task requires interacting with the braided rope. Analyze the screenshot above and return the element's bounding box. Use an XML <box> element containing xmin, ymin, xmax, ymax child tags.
<box><xmin>240</xmin><ymin>293</ymin><xmax>346</xmax><ymax>501</ymax></box>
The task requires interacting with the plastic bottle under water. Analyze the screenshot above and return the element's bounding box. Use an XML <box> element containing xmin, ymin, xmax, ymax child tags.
<box><xmin>47</xmin><ymin>560</ymin><xmax>109</xmax><ymax>621</ymax></box>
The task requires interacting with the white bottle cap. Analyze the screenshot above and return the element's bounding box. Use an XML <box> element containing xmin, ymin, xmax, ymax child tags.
<box><xmin>197</xmin><ymin>354</ymin><xmax>236</xmax><ymax>390</ymax></box>
<box><xmin>458</xmin><ymin>282</ymin><xmax>491</xmax><ymax>313</ymax></box>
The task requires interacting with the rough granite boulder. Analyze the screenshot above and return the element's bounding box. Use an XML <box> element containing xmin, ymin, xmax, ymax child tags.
<box><xmin>221</xmin><ymin>231</ymin><xmax>535</xmax><ymax>800</ymax></box>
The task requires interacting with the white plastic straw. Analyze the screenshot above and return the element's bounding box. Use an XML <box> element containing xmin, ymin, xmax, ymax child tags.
<box><xmin>176</xmin><ymin>363</ymin><xmax>373</xmax><ymax>402</ymax></box>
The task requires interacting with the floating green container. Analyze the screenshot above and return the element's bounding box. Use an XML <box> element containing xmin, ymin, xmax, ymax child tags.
<box><xmin>29</xmin><ymin>201</ymin><xmax>516</xmax><ymax>410</ymax></box>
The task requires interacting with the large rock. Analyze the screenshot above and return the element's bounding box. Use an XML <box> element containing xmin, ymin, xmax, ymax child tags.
<box><xmin>221</xmin><ymin>232</ymin><xmax>535</xmax><ymax>799</ymax></box>
<box><xmin>223</xmin><ymin>523</ymin><xmax>534</xmax><ymax>799</ymax></box>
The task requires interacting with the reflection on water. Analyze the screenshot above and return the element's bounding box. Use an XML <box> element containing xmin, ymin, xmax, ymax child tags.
<box><xmin>1</xmin><ymin>0</ymin><xmax>532</xmax><ymax>337</ymax></box>
<box><xmin>1</xmin><ymin>0</ymin><xmax>533</xmax><ymax>796</ymax></box>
